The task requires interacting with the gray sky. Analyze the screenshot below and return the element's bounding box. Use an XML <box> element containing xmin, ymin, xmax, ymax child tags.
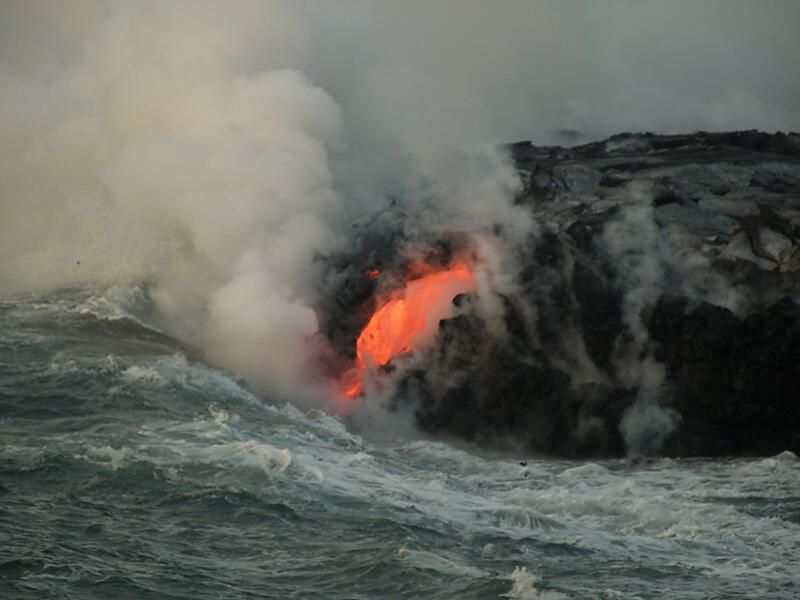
<box><xmin>298</xmin><ymin>0</ymin><xmax>800</xmax><ymax>152</ymax></box>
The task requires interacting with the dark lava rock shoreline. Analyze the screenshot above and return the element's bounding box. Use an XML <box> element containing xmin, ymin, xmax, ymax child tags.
<box><xmin>321</xmin><ymin>130</ymin><xmax>800</xmax><ymax>458</ymax></box>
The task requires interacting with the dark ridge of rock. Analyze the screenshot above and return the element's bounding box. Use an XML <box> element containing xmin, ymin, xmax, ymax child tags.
<box><xmin>571</xmin><ymin>261</ymin><xmax>624</xmax><ymax>373</ymax></box>
<box><xmin>650</xmin><ymin>295</ymin><xmax>800</xmax><ymax>456</ymax></box>
<box><xmin>409</xmin><ymin>311</ymin><xmax>631</xmax><ymax>458</ymax></box>
<box><xmin>322</xmin><ymin>130</ymin><xmax>800</xmax><ymax>458</ymax></box>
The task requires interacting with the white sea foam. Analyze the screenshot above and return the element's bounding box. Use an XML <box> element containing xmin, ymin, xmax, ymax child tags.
<box><xmin>86</xmin><ymin>444</ymin><xmax>134</xmax><ymax>470</ymax></box>
<box><xmin>121</xmin><ymin>365</ymin><xmax>166</xmax><ymax>385</ymax></box>
<box><xmin>557</xmin><ymin>462</ymin><xmax>610</xmax><ymax>478</ymax></box>
<box><xmin>206</xmin><ymin>440</ymin><xmax>292</xmax><ymax>474</ymax></box>
<box><xmin>503</xmin><ymin>567</ymin><xmax>570</xmax><ymax>600</ymax></box>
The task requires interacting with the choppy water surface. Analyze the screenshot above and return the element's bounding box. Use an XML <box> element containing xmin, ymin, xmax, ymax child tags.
<box><xmin>2</xmin><ymin>288</ymin><xmax>798</xmax><ymax>599</ymax></box>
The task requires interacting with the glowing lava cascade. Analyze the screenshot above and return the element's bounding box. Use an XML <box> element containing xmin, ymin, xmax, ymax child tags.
<box><xmin>343</xmin><ymin>263</ymin><xmax>477</xmax><ymax>399</ymax></box>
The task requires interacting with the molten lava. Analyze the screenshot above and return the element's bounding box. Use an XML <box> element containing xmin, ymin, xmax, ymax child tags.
<box><xmin>344</xmin><ymin>262</ymin><xmax>477</xmax><ymax>398</ymax></box>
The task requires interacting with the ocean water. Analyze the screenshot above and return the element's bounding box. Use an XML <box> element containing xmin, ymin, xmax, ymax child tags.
<box><xmin>1</xmin><ymin>287</ymin><xmax>798</xmax><ymax>600</ymax></box>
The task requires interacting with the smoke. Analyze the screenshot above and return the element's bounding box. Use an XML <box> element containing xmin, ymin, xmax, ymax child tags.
<box><xmin>1</xmin><ymin>1</ymin><xmax>798</xmax><ymax>413</ymax></box>
<box><xmin>0</xmin><ymin>1</ymin><xmax>342</xmax><ymax>400</ymax></box>
<box><xmin>619</xmin><ymin>396</ymin><xmax>681</xmax><ymax>458</ymax></box>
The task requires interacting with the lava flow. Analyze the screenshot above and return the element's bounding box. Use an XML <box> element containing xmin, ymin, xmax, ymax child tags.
<box><xmin>343</xmin><ymin>262</ymin><xmax>477</xmax><ymax>398</ymax></box>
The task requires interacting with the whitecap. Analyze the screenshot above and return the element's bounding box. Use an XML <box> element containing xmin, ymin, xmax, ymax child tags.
<box><xmin>557</xmin><ymin>463</ymin><xmax>611</xmax><ymax>478</ymax></box>
<box><xmin>121</xmin><ymin>365</ymin><xmax>166</xmax><ymax>385</ymax></box>
<box><xmin>208</xmin><ymin>440</ymin><xmax>292</xmax><ymax>474</ymax></box>
<box><xmin>773</xmin><ymin>450</ymin><xmax>799</xmax><ymax>462</ymax></box>
<box><xmin>503</xmin><ymin>566</ymin><xmax>570</xmax><ymax>599</ymax></box>
<box><xmin>87</xmin><ymin>445</ymin><xmax>134</xmax><ymax>470</ymax></box>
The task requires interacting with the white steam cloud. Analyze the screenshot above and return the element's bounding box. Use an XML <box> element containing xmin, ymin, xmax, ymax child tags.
<box><xmin>0</xmin><ymin>1</ymin><xmax>341</xmax><ymax>397</ymax></box>
<box><xmin>1</xmin><ymin>1</ymin><xmax>798</xmax><ymax>404</ymax></box>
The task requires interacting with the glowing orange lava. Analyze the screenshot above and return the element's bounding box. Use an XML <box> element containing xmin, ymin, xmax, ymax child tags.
<box><xmin>344</xmin><ymin>262</ymin><xmax>477</xmax><ymax>398</ymax></box>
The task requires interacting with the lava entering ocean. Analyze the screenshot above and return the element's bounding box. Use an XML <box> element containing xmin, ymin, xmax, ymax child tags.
<box><xmin>342</xmin><ymin>262</ymin><xmax>477</xmax><ymax>400</ymax></box>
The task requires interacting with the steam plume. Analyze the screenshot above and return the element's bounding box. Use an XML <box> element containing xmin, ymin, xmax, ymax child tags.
<box><xmin>1</xmin><ymin>0</ymin><xmax>798</xmax><ymax>414</ymax></box>
<box><xmin>0</xmin><ymin>1</ymin><xmax>342</xmax><ymax>397</ymax></box>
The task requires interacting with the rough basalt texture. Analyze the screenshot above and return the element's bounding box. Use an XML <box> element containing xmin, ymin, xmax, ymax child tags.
<box><xmin>322</xmin><ymin>130</ymin><xmax>800</xmax><ymax>457</ymax></box>
<box><xmin>649</xmin><ymin>295</ymin><xmax>800</xmax><ymax>456</ymax></box>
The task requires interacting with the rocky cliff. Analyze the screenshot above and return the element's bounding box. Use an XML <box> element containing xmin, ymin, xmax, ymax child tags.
<box><xmin>321</xmin><ymin>131</ymin><xmax>800</xmax><ymax>457</ymax></box>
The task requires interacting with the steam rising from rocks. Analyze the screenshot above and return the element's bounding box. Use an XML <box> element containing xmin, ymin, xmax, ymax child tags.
<box><xmin>1</xmin><ymin>1</ymin><xmax>798</xmax><ymax>449</ymax></box>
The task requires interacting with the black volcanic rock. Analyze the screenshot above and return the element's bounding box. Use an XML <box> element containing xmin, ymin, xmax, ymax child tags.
<box><xmin>649</xmin><ymin>295</ymin><xmax>800</xmax><ymax>456</ymax></box>
<box><xmin>323</xmin><ymin>130</ymin><xmax>800</xmax><ymax>458</ymax></box>
<box><xmin>410</xmin><ymin>312</ymin><xmax>630</xmax><ymax>458</ymax></box>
